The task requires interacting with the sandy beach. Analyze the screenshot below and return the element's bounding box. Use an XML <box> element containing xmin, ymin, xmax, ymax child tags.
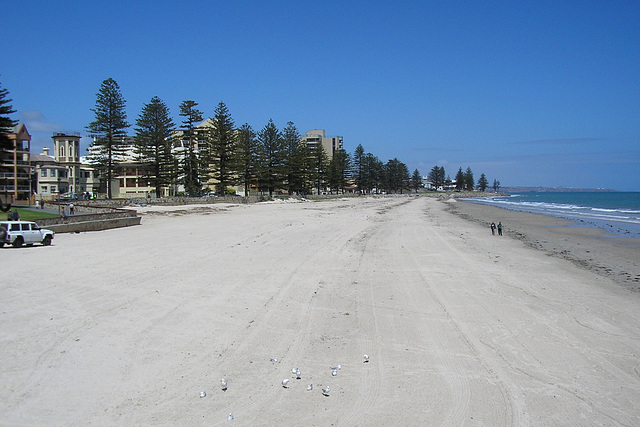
<box><xmin>2</xmin><ymin>195</ymin><xmax>640</xmax><ymax>426</ymax></box>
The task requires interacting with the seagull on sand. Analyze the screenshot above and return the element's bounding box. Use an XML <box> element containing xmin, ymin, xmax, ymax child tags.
<box><xmin>322</xmin><ymin>386</ymin><xmax>330</xmax><ymax>396</ymax></box>
<box><xmin>227</xmin><ymin>413</ymin><xmax>234</xmax><ymax>421</ymax></box>
<box><xmin>282</xmin><ymin>378</ymin><xmax>290</xmax><ymax>388</ymax></box>
<box><xmin>221</xmin><ymin>378</ymin><xmax>228</xmax><ymax>391</ymax></box>
<box><xmin>331</xmin><ymin>369</ymin><xmax>338</xmax><ymax>377</ymax></box>
<box><xmin>294</xmin><ymin>368</ymin><xmax>301</xmax><ymax>379</ymax></box>
<box><xmin>330</xmin><ymin>364</ymin><xmax>341</xmax><ymax>371</ymax></box>
<box><xmin>307</xmin><ymin>384</ymin><xmax>313</xmax><ymax>391</ymax></box>
<box><xmin>363</xmin><ymin>354</ymin><xmax>370</xmax><ymax>363</ymax></box>
<box><xmin>199</xmin><ymin>391</ymin><xmax>206</xmax><ymax>398</ymax></box>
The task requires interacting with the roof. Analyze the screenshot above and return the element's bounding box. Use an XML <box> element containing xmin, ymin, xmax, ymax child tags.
<box><xmin>30</xmin><ymin>153</ymin><xmax>57</xmax><ymax>164</ymax></box>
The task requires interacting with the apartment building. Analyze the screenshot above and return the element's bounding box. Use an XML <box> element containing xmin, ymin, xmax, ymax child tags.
<box><xmin>1</xmin><ymin>124</ymin><xmax>32</xmax><ymax>203</ymax></box>
<box><xmin>300</xmin><ymin>129</ymin><xmax>343</xmax><ymax>160</ymax></box>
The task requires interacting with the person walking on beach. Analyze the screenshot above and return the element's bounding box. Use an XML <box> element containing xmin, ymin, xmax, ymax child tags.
<box><xmin>490</xmin><ymin>222</ymin><xmax>496</xmax><ymax>235</ymax></box>
<box><xmin>497</xmin><ymin>222</ymin><xmax>503</xmax><ymax>236</ymax></box>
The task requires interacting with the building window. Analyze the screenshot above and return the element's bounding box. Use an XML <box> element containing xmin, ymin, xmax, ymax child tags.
<box><xmin>126</xmin><ymin>178</ymin><xmax>136</xmax><ymax>187</ymax></box>
<box><xmin>59</xmin><ymin>146</ymin><xmax>65</xmax><ymax>158</ymax></box>
<box><xmin>41</xmin><ymin>169</ymin><xmax>47</xmax><ymax>177</ymax></box>
<box><xmin>41</xmin><ymin>186</ymin><xmax>48</xmax><ymax>193</ymax></box>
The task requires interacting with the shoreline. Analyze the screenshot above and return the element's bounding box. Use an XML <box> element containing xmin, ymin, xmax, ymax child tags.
<box><xmin>443</xmin><ymin>197</ymin><xmax>640</xmax><ymax>290</ymax></box>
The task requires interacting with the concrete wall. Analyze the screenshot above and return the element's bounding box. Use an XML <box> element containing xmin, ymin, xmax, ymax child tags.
<box><xmin>43</xmin><ymin>216</ymin><xmax>141</xmax><ymax>233</ymax></box>
<box><xmin>35</xmin><ymin>203</ymin><xmax>141</xmax><ymax>234</ymax></box>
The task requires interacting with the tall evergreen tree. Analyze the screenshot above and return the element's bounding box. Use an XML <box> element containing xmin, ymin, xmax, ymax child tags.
<box><xmin>0</xmin><ymin>81</ymin><xmax>17</xmax><ymax>208</ymax></box>
<box><xmin>384</xmin><ymin>158</ymin><xmax>409</xmax><ymax>193</ymax></box>
<box><xmin>178</xmin><ymin>100</ymin><xmax>203</xmax><ymax>196</ymax></box>
<box><xmin>0</xmin><ymin>81</ymin><xmax>17</xmax><ymax>150</ymax></box>
<box><xmin>477</xmin><ymin>173</ymin><xmax>489</xmax><ymax>192</ymax></box>
<box><xmin>282</xmin><ymin>121</ymin><xmax>306</xmax><ymax>195</ymax></box>
<box><xmin>364</xmin><ymin>153</ymin><xmax>384</xmax><ymax>193</ymax></box>
<box><xmin>493</xmin><ymin>179</ymin><xmax>501</xmax><ymax>192</ymax></box>
<box><xmin>207</xmin><ymin>102</ymin><xmax>237</xmax><ymax>195</ymax></box>
<box><xmin>257</xmin><ymin>119</ymin><xmax>285</xmax><ymax>197</ymax></box>
<box><xmin>310</xmin><ymin>141</ymin><xmax>329</xmax><ymax>195</ymax></box>
<box><xmin>455</xmin><ymin>167</ymin><xmax>465</xmax><ymax>191</ymax></box>
<box><xmin>86</xmin><ymin>78</ymin><xmax>130</xmax><ymax>199</ymax></box>
<box><xmin>411</xmin><ymin>169</ymin><xmax>422</xmax><ymax>192</ymax></box>
<box><xmin>353</xmin><ymin>144</ymin><xmax>366</xmax><ymax>193</ymax></box>
<box><xmin>328</xmin><ymin>148</ymin><xmax>351</xmax><ymax>194</ymax></box>
<box><xmin>427</xmin><ymin>165</ymin><xmax>445</xmax><ymax>189</ymax></box>
<box><xmin>236</xmin><ymin>123</ymin><xmax>258</xmax><ymax>197</ymax></box>
<box><xmin>134</xmin><ymin>96</ymin><xmax>175</xmax><ymax>197</ymax></box>
<box><xmin>464</xmin><ymin>167</ymin><xmax>474</xmax><ymax>190</ymax></box>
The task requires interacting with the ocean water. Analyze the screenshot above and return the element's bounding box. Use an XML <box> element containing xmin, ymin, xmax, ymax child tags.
<box><xmin>464</xmin><ymin>192</ymin><xmax>640</xmax><ymax>238</ymax></box>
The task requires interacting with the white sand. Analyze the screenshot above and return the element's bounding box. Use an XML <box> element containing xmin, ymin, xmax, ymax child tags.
<box><xmin>2</xmin><ymin>196</ymin><xmax>640</xmax><ymax>426</ymax></box>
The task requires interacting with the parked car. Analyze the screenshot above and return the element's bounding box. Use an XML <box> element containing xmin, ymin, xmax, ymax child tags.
<box><xmin>58</xmin><ymin>192</ymin><xmax>79</xmax><ymax>201</ymax></box>
<box><xmin>0</xmin><ymin>220</ymin><xmax>55</xmax><ymax>248</ymax></box>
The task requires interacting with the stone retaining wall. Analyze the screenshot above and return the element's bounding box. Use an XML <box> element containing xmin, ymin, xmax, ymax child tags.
<box><xmin>35</xmin><ymin>203</ymin><xmax>140</xmax><ymax>234</ymax></box>
<box><xmin>43</xmin><ymin>216</ymin><xmax>141</xmax><ymax>233</ymax></box>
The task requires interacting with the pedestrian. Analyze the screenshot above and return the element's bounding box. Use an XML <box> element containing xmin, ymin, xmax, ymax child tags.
<box><xmin>12</xmin><ymin>210</ymin><xmax>19</xmax><ymax>221</ymax></box>
<box><xmin>69</xmin><ymin>203</ymin><xmax>74</xmax><ymax>215</ymax></box>
<box><xmin>497</xmin><ymin>222</ymin><xmax>503</xmax><ymax>236</ymax></box>
<box><xmin>490</xmin><ymin>222</ymin><xmax>496</xmax><ymax>235</ymax></box>
<box><xmin>40</xmin><ymin>198</ymin><xmax>45</xmax><ymax>209</ymax></box>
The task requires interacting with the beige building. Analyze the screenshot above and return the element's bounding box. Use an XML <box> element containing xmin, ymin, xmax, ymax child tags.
<box><xmin>1</xmin><ymin>124</ymin><xmax>32</xmax><ymax>203</ymax></box>
<box><xmin>31</xmin><ymin>148</ymin><xmax>68</xmax><ymax>198</ymax></box>
<box><xmin>300</xmin><ymin>129</ymin><xmax>343</xmax><ymax>160</ymax></box>
<box><xmin>52</xmin><ymin>132</ymin><xmax>82</xmax><ymax>194</ymax></box>
<box><xmin>30</xmin><ymin>133</ymin><xmax>101</xmax><ymax>200</ymax></box>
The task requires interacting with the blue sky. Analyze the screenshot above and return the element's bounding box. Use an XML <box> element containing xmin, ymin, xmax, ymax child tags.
<box><xmin>2</xmin><ymin>1</ymin><xmax>639</xmax><ymax>190</ymax></box>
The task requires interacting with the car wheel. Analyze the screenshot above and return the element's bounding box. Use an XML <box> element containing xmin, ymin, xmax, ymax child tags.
<box><xmin>12</xmin><ymin>237</ymin><xmax>23</xmax><ymax>248</ymax></box>
<box><xmin>43</xmin><ymin>235</ymin><xmax>52</xmax><ymax>246</ymax></box>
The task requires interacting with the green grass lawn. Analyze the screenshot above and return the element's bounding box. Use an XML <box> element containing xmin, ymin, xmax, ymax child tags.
<box><xmin>5</xmin><ymin>208</ymin><xmax>59</xmax><ymax>221</ymax></box>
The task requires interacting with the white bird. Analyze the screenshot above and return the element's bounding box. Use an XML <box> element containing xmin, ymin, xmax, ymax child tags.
<box><xmin>199</xmin><ymin>391</ymin><xmax>206</xmax><ymax>398</ymax></box>
<box><xmin>306</xmin><ymin>384</ymin><xmax>313</xmax><ymax>391</ymax></box>
<box><xmin>331</xmin><ymin>369</ymin><xmax>338</xmax><ymax>377</ymax></box>
<box><xmin>295</xmin><ymin>368</ymin><xmax>301</xmax><ymax>379</ymax></box>
<box><xmin>322</xmin><ymin>386</ymin><xmax>330</xmax><ymax>396</ymax></box>
<box><xmin>221</xmin><ymin>378</ymin><xmax>228</xmax><ymax>391</ymax></box>
<box><xmin>330</xmin><ymin>364</ymin><xmax>341</xmax><ymax>370</ymax></box>
<box><xmin>227</xmin><ymin>413</ymin><xmax>234</xmax><ymax>421</ymax></box>
<box><xmin>363</xmin><ymin>354</ymin><xmax>369</xmax><ymax>363</ymax></box>
<box><xmin>282</xmin><ymin>378</ymin><xmax>290</xmax><ymax>388</ymax></box>
<box><xmin>270</xmin><ymin>357</ymin><xmax>278</xmax><ymax>363</ymax></box>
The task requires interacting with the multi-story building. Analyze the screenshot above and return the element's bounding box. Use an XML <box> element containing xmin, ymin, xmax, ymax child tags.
<box><xmin>34</xmin><ymin>124</ymin><xmax>345</xmax><ymax>199</ymax></box>
<box><xmin>300</xmin><ymin>129</ymin><xmax>343</xmax><ymax>160</ymax></box>
<box><xmin>1</xmin><ymin>124</ymin><xmax>32</xmax><ymax>203</ymax></box>
<box><xmin>52</xmin><ymin>132</ymin><xmax>82</xmax><ymax>194</ymax></box>
<box><xmin>31</xmin><ymin>148</ymin><xmax>69</xmax><ymax>197</ymax></box>
<box><xmin>30</xmin><ymin>133</ymin><xmax>101</xmax><ymax>200</ymax></box>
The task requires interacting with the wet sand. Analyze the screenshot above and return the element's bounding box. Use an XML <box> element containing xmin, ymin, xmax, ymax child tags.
<box><xmin>445</xmin><ymin>197</ymin><xmax>640</xmax><ymax>290</ymax></box>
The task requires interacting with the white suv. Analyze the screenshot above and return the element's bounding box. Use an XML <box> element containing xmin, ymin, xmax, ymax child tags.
<box><xmin>0</xmin><ymin>221</ymin><xmax>55</xmax><ymax>248</ymax></box>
